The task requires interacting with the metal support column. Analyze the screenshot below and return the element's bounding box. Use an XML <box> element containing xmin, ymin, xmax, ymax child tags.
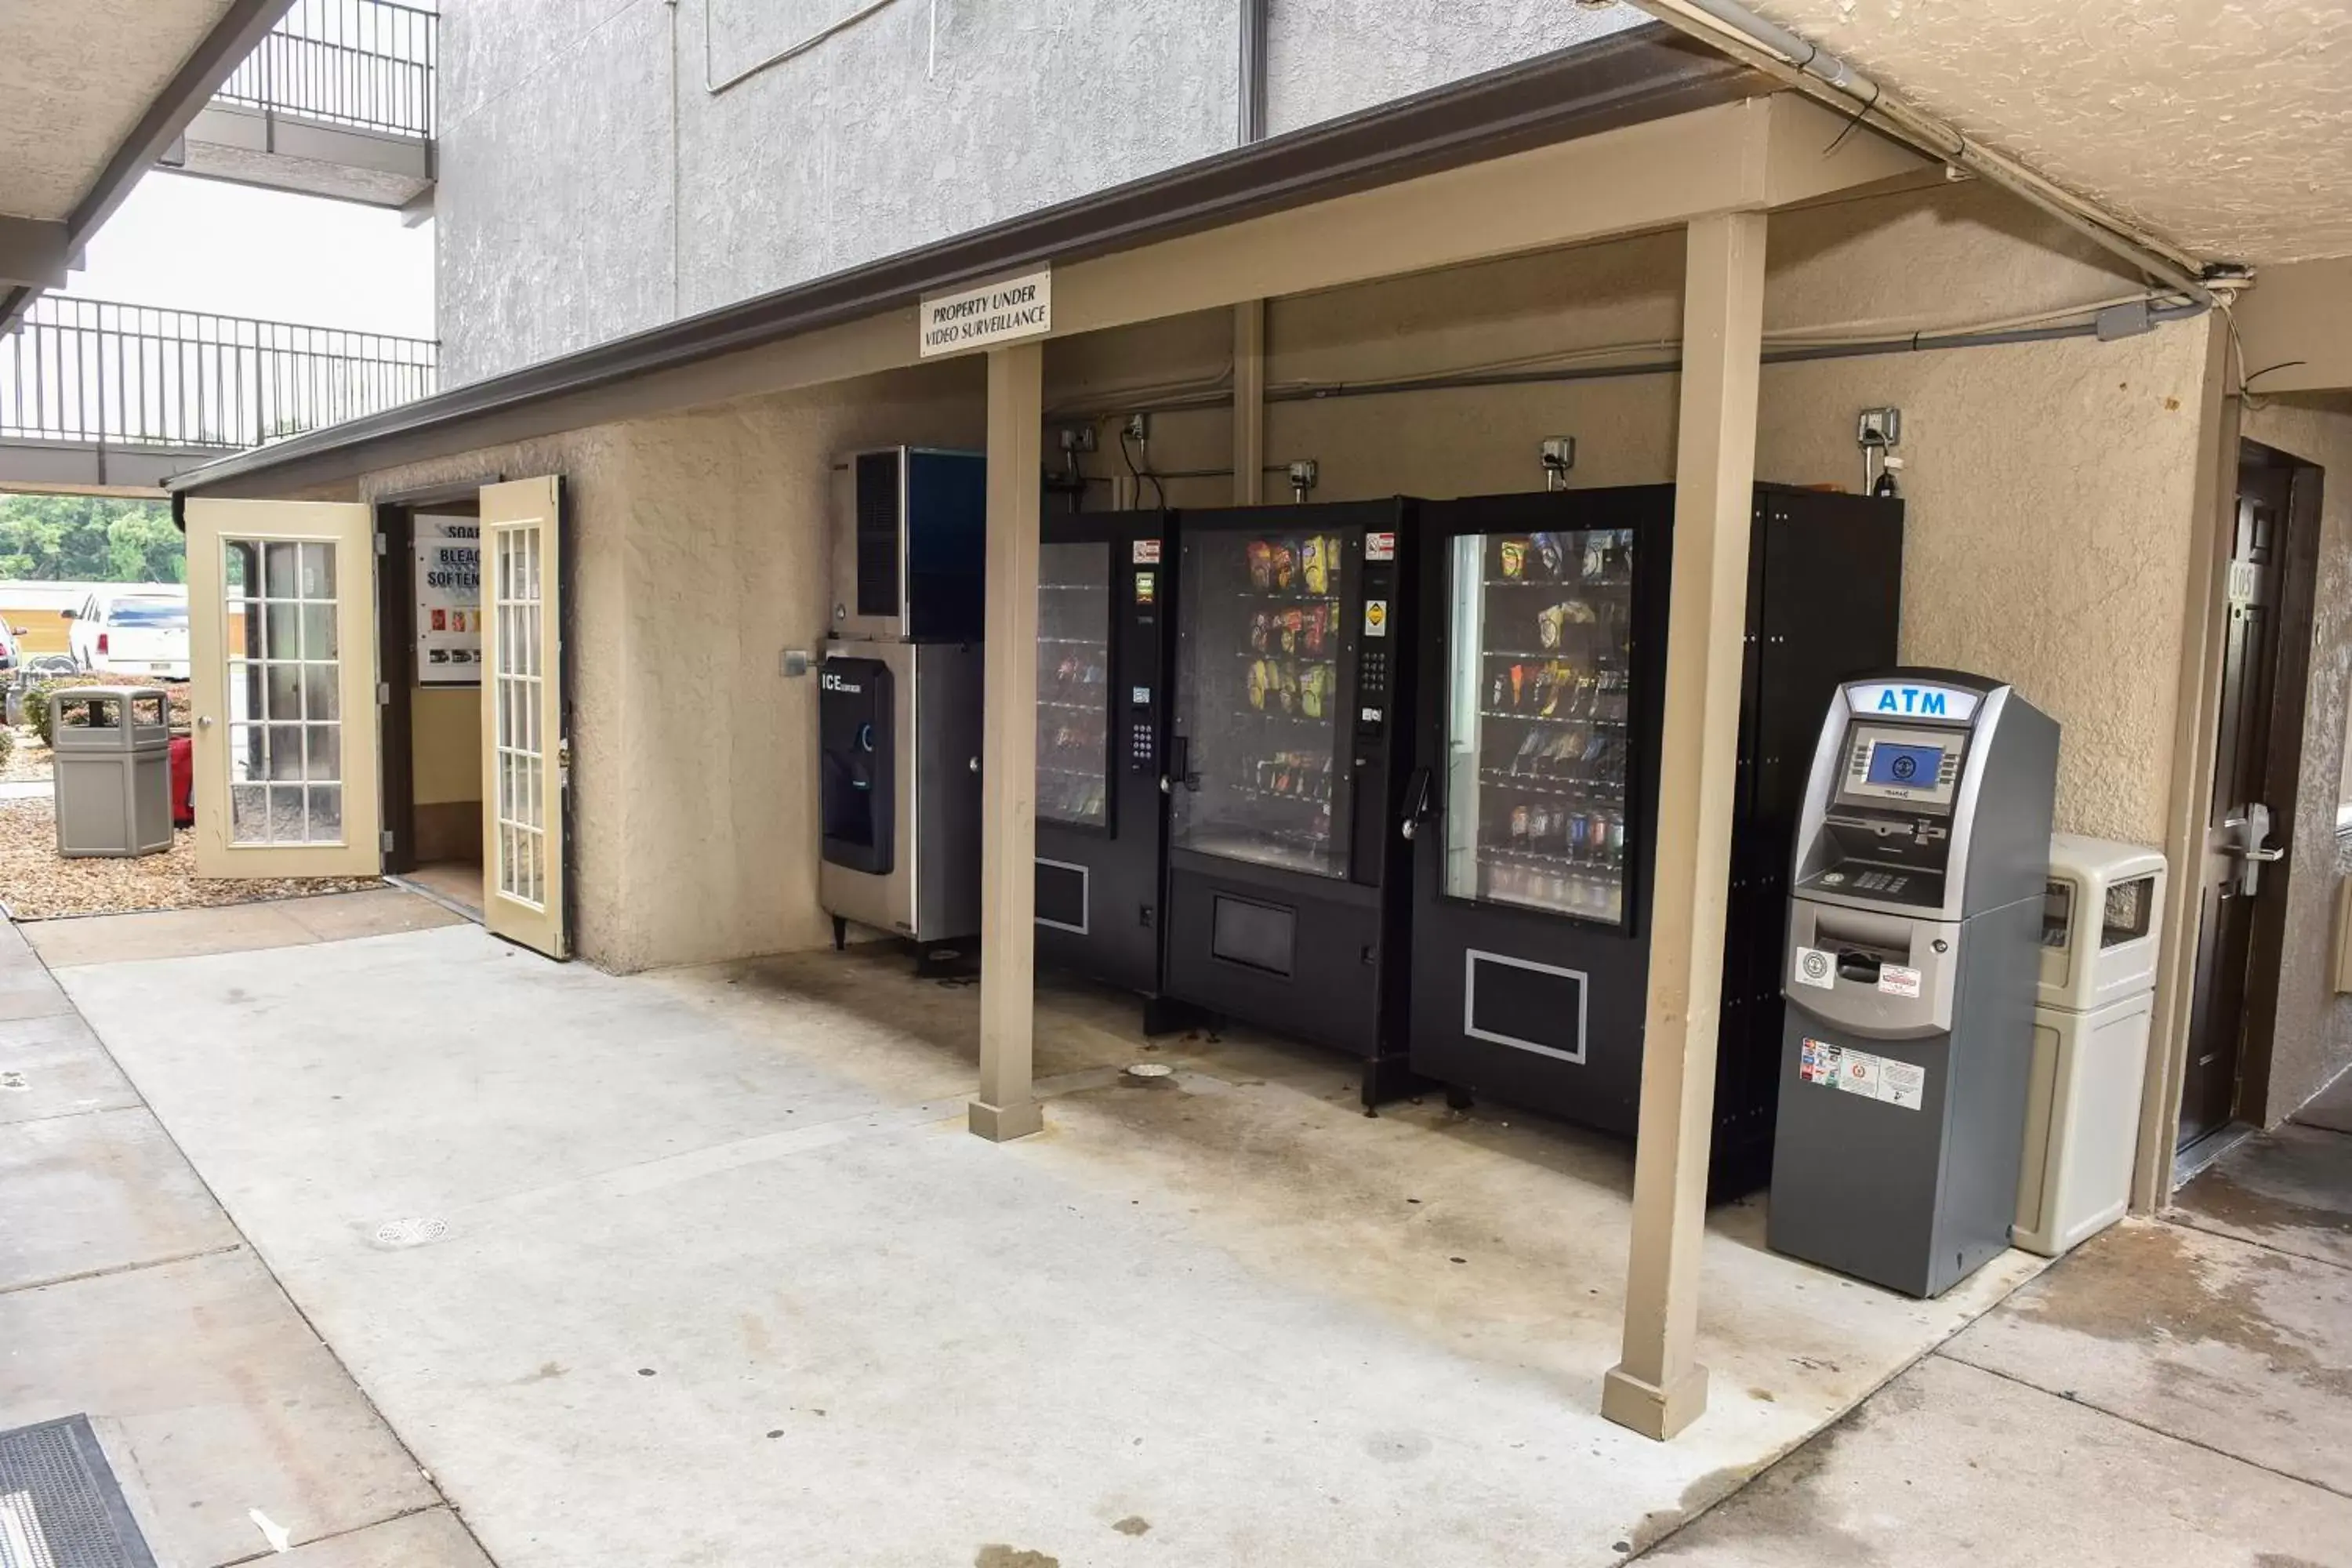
<box><xmin>971</xmin><ymin>340</ymin><xmax>1047</xmax><ymax>1142</ymax></box>
<box><xmin>1603</xmin><ymin>210</ymin><xmax>1767</xmax><ymax>1441</ymax></box>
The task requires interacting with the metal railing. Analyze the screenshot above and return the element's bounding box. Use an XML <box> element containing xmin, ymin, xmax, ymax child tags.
<box><xmin>1</xmin><ymin>296</ymin><xmax>438</xmax><ymax>452</ymax></box>
<box><xmin>213</xmin><ymin>0</ymin><xmax>438</xmax><ymax>140</ymax></box>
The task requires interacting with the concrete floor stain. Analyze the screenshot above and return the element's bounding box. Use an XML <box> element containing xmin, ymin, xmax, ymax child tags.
<box><xmin>974</xmin><ymin>1548</ymin><xmax>1059</xmax><ymax>1568</ymax></box>
<box><xmin>1112</xmin><ymin>1515</ymin><xmax>1150</xmax><ymax>1536</ymax></box>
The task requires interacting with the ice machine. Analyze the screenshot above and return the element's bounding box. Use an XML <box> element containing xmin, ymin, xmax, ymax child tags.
<box><xmin>818</xmin><ymin>641</ymin><xmax>985</xmax><ymax>946</ymax></box>
<box><xmin>1769</xmin><ymin>670</ymin><xmax>2059</xmax><ymax>1297</ymax></box>
<box><xmin>1403</xmin><ymin>485</ymin><xmax>1904</xmax><ymax>1195</ymax></box>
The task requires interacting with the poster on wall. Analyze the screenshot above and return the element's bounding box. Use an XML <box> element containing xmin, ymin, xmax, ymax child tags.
<box><xmin>416</xmin><ymin>514</ymin><xmax>482</xmax><ymax>685</ymax></box>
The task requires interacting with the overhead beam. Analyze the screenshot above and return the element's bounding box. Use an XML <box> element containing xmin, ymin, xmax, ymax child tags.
<box><xmin>1603</xmin><ymin>209</ymin><xmax>1769</xmax><ymax>1442</ymax></box>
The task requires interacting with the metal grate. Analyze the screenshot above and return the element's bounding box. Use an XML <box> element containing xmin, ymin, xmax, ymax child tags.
<box><xmin>0</xmin><ymin>1417</ymin><xmax>155</xmax><ymax>1568</ymax></box>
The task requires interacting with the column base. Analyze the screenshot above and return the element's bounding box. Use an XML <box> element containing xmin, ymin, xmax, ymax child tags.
<box><xmin>1602</xmin><ymin>1360</ymin><xmax>1711</xmax><ymax>1441</ymax></box>
<box><xmin>967</xmin><ymin>1098</ymin><xmax>1044</xmax><ymax>1142</ymax></box>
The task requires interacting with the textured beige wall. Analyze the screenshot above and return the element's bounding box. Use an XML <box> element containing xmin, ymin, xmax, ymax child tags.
<box><xmin>2238</xmin><ymin>394</ymin><xmax>2352</xmax><ymax>1122</ymax></box>
<box><xmin>352</xmin><ymin>365</ymin><xmax>985</xmax><ymax>973</ymax></box>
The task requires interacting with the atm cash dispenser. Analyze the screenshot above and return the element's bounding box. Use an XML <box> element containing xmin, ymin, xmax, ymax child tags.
<box><xmin>1770</xmin><ymin>671</ymin><xmax>2059</xmax><ymax>1297</ymax></box>
<box><xmin>818</xmin><ymin>447</ymin><xmax>986</xmax><ymax>948</ymax></box>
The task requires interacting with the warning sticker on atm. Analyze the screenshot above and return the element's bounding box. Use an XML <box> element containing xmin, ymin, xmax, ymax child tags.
<box><xmin>1877</xmin><ymin>964</ymin><xmax>1922</xmax><ymax>997</ymax></box>
<box><xmin>1799</xmin><ymin>1039</ymin><xmax>1926</xmax><ymax>1111</ymax></box>
<box><xmin>1792</xmin><ymin>946</ymin><xmax>1836</xmax><ymax>989</ymax></box>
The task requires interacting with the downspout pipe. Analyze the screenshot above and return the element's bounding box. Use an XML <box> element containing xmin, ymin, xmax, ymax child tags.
<box><xmin>1630</xmin><ymin>0</ymin><xmax>2223</xmax><ymax>305</ymax></box>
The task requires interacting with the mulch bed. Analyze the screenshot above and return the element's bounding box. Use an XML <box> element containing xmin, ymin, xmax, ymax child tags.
<box><xmin>0</xmin><ymin>797</ymin><xmax>380</xmax><ymax>920</ymax></box>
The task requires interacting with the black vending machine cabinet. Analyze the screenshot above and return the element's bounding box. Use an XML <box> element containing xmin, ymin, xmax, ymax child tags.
<box><xmin>1033</xmin><ymin>510</ymin><xmax>1177</xmax><ymax>1000</ymax></box>
<box><xmin>1404</xmin><ymin>484</ymin><xmax>1903</xmax><ymax>1194</ymax></box>
<box><xmin>1160</xmin><ymin>500</ymin><xmax>1421</xmax><ymax>1094</ymax></box>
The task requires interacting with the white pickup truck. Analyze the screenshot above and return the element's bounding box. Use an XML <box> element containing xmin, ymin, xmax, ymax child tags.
<box><xmin>68</xmin><ymin>590</ymin><xmax>191</xmax><ymax>681</ymax></box>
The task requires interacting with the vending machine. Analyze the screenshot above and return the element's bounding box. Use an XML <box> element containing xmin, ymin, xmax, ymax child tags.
<box><xmin>1032</xmin><ymin>510</ymin><xmax>1178</xmax><ymax>1002</ymax></box>
<box><xmin>1401</xmin><ymin>485</ymin><xmax>1903</xmax><ymax>1194</ymax></box>
<box><xmin>1158</xmin><ymin>500</ymin><xmax>1421</xmax><ymax>1097</ymax></box>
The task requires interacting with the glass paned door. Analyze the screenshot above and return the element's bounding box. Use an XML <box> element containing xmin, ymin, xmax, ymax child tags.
<box><xmin>1170</xmin><ymin>525</ymin><xmax>1357</xmax><ymax>877</ymax></box>
<box><xmin>184</xmin><ymin>499</ymin><xmax>379</xmax><ymax>880</ymax></box>
<box><xmin>479</xmin><ymin>475</ymin><xmax>568</xmax><ymax>959</ymax></box>
<box><xmin>223</xmin><ymin>539</ymin><xmax>344</xmax><ymax>844</ymax></box>
<box><xmin>1036</xmin><ymin>540</ymin><xmax>1110</xmax><ymax>827</ymax></box>
<box><xmin>492</xmin><ymin>524</ymin><xmax>547</xmax><ymax>907</ymax></box>
<box><xmin>1442</xmin><ymin>528</ymin><xmax>1636</xmax><ymax>924</ymax></box>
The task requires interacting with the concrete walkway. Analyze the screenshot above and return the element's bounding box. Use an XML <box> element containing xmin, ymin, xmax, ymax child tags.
<box><xmin>0</xmin><ymin>913</ymin><xmax>490</xmax><ymax>1566</ymax></box>
<box><xmin>1648</xmin><ymin>1106</ymin><xmax>2352</xmax><ymax>1563</ymax></box>
<box><xmin>45</xmin><ymin>909</ymin><xmax>2050</xmax><ymax>1568</ymax></box>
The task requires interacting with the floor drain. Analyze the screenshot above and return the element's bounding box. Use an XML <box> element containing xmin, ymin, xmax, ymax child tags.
<box><xmin>372</xmin><ymin>1217</ymin><xmax>448</xmax><ymax>1248</ymax></box>
<box><xmin>1123</xmin><ymin>1062</ymin><xmax>1174</xmax><ymax>1081</ymax></box>
<box><xmin>0</xmin><ymin>1072</ymin><xmax>26</xmax><ymax>1093</ymax></box>
<box><xmin>0</xmin><ymin>1415</ymin><xmax>156</xmax><ymax>1566</ymax></box>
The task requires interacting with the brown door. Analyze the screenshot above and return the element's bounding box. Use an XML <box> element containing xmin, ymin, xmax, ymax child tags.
<box><xmin>2180</xmin><ymin>445</ymin><xmax>2318</xmax><ymax>1149</ymax></box>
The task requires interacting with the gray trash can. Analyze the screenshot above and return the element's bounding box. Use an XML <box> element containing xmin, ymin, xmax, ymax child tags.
<box><xmin>51</xmin><ymin>687</ymin><xmax>173</xmax><ymax>857</ymax></box>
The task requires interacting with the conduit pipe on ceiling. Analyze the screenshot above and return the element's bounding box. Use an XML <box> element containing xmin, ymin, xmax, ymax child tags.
<box><xmin>1627</xmin><ymin>0</ymin><xmax>2224</xmax><ymax>303</ymax></box>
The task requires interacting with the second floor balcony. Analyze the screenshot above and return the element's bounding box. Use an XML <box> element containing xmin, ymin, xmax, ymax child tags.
<box><xmin>165</xmin><ymin>0</ymin><xmax>438</xmax><ymax>215</ymax></box>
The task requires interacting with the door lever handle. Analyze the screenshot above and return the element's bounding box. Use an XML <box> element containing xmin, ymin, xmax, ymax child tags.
<box><xmin>1399</xmin><ymin>766</ymin><xmax>1432</xmax><ymax>841</ymax></box>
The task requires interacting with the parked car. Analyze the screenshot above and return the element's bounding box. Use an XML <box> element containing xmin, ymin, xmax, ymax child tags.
<box><xmin>0</xmin><ymin>619</ymin><xmax>22</xmax><ymax>679</ymax></box>
<box><xmin>67</xmin><ymin>590</ymin><xmax>191</xmax><ymax>681</ymax></box>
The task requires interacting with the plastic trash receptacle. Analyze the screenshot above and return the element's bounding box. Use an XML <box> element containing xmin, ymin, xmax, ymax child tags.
<box><xmin>50</xmin><ymin>687</ymin><xmax>173</xmax><ymax>857</ymax></box>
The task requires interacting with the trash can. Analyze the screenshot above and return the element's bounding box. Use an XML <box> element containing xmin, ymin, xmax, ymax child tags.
<box><xmin>2012</xmin><ymin>835</ymin><xmax>2165</xmax><ymax>1256</ymax></box>
<box><xmin>51</xmin><ymin>687</ymin><xmax>173</xmax><ymax>857</ymax></box>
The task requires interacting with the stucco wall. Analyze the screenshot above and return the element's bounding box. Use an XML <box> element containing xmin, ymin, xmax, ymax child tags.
<box><xmin>2238</xmin><ymin>394</ymin><xmax>2352</xmax><ymax>1121</ymax></box>
<box><xmin>354</xmin><ymin>363</ymin><xmax>985</xmax><ymax>973</ymax></box>
<box><xmin>434</xmin><ymin>0</ymin><xmax>1646</xmax><ymax>386</ymax></box>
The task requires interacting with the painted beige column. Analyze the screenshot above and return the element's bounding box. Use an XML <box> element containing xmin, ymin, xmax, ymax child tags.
<box><xmin>1233</xmin><ymin>300</ymin><xmax>1266</xmax><ymax>504</ymax></box>
<box><xmin>971</xmin><ymin>340</ymin><xmax>1046</xmax><ymax>1142</ymax></box>
<box><xmin>1602</xmin><ymin>210</ymin><xmax>1768</xmax><ymax>1441</ymax></box>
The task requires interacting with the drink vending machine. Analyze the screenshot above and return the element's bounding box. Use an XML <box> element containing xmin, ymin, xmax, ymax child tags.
<box><xmin>1401</xmin><ymin>485</ymin><xmax>1904</xmax><ymax>1194</ymax></box>
<box><xmin>1031</xmin><ymin>510</ymin><xmax>1178</xmax><ymax>1003</ymax></box>
<box><xmin>1157</xmin><ymin>500</ymin><xmax>1422</xmax><ymax>1097</ymax></box>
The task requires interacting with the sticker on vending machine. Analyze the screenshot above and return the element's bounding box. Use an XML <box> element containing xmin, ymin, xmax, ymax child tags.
<box><xmin>1363</xmin><ymin>600</ymin><xmax>1388</xmax><ymax>637</ymax></box>
<box><xmin>1133</xmin><ymin>539</ymin><xmax>1162</xmax><ymax>564</ymax></box>
<box><xmin>1364</xmin><ymin>531</ymin><xmax>1396</xmax><ymax>562</ymax></box>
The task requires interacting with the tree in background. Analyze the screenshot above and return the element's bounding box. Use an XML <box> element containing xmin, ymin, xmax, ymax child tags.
<box><xmin>0</xmin><ymin>495</ymin><xmax>185</xmax><ymax>583</ymax></box>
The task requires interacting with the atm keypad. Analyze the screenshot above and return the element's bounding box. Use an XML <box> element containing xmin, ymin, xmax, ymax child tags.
<box><xmin>1852</xmin><ymin>870</ymin><xmax>1911</xmax><ymax>895</ymax></box>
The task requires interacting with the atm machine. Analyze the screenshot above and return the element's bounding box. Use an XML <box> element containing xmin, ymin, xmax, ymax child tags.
<box><xmin>1770</xmin><ymin>670</ymin><xmax>2058</xmax><ymax>1298</ymax></box>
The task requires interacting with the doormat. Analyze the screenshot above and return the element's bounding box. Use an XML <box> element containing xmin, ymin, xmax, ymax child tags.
<box><xmin>0</xmin><ymin>1416</ymin><xmax>155</xmax><ymax>1568</ymax></box>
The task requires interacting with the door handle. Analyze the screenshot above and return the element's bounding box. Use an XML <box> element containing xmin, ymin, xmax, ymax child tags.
<box><xmin>1399</xmin><ymin>766</ymin><xmax>1432</xmax><ymax>840</ymax></box>
<box><xmin>2220</xmin><ymin>806</ymin><xmax>2283</xmax><ymax>895</ymax></box>
<box><xmin>1160</xmin><ymin>736</ymin><xmax>1192</xmax><ymax>795</ymax></box>
<box><xmin>197</xmin><ymin>714</ymin><xmax>214</xmax><ymax>728</ymax></box>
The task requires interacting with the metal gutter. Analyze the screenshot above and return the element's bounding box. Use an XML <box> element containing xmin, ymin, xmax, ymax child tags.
<box><xmin>169</xmin><ymin>25</ymin><xmax>1757</xmax><ymax>494</ymax></box>
<box><xmin>2</xmin><ymin>0</ymin><xmax>299</xmax><ymax>331</ymax></box>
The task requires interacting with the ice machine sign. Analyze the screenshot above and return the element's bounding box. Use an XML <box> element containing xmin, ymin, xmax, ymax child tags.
<box><xmin>1848</xmin><ymin>681</ymin><xmax>1980</xmax><ymax>721</ymax></box>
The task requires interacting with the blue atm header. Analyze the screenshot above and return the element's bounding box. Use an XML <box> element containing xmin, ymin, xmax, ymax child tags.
<box><xmin>1846</xmin><ymin>681</ymin><xmax>1982</xmax><ymax>723</ymax></box>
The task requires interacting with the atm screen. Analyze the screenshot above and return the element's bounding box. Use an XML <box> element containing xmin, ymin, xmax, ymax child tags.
<box><xmin>1866</xmin><ymin>741</ymin><xmax>1945</xmax><ymax>788</ymax></box>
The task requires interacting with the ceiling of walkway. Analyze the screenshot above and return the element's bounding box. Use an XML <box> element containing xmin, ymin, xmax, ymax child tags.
<box><xmin>1739</xmin><ymin>0</ymin><xmax>2352</xmax><ymax>263</ymax></box>
<box><xmin>0</xmin><ymin>0</ymin><xmax>243</xmax><ymax>222</ymax></box>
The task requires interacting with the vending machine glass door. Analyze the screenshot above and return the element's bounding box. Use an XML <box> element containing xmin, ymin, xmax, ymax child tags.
<box><xmin>1171</xmin><ymin>525</ymin><xmax>1360</xmax><ymax>877</ymax></box>
<box><xmin>1036</xmin><ymin>540</ymin><xmax>1112</xmax><ymax>828</ymax></box>
<box><xmin>1441</xmin><ymin>528</ymin><xmax>1635</xmax><ymax>924</ymax></box>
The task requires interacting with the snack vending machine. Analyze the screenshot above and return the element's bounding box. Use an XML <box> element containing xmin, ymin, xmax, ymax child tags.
<box><xmin>1403</xmin><ymin>485</ymin><xmax>1903</xmax><ymax>1193</ymax></box>
<box><xmin>1159</xmin><ymin>500</ymin><xmax>1420</xmax><ymax>1097</ymax></box>
<box><xmin>1033</xmin><ymin>510</ymin><xmax>1178</xmax><ymax>1001</ymax></box>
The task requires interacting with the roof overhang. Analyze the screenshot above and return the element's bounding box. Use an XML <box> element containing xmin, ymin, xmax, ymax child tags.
<box><xmin>1</xmin><ymin>0</ymin><xmax>296</xmax><ymax>328</ymax></box>
<box><xmin>172</xmin><ymin>24</ymin><xmax>1775</xmax><ymax>495</ymax></box>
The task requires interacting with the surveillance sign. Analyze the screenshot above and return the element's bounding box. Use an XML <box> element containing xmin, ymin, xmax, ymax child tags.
<box><xmin>416</xmin><ymin>514</ymin><xmax>481</xmax><ymax>685</ymax></box>
<box><xmin>919</xmin><ymin>267</ymin><xmax>1051</xmax><ymax>357</ymax></box>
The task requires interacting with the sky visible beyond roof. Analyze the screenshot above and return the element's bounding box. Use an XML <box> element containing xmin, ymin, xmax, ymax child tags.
<box><xmin>64</xmin><ymin>171</ymin><xmax>436</xmax><ymax>340</ymax></box>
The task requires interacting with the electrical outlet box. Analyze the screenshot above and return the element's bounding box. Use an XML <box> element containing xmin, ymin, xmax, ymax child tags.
<box><xmin>1055</xmin><ymin>424</ymin><xmax>1098</xmax><ymax>454</ymax></box>
<box><xmin>1857</xmin><ymin>407</ymin><xmax>1902</xmax><ymax>447</ymax></box>
<box><xmin>1123</xmin><ymin>413</ymin><xmax>1149</xmax><ymax>442</ymax></box>
<box><xmin>1541</xmin><ymin>436</ymin><xmax>1577</xmax><ymax>471</ymax></box>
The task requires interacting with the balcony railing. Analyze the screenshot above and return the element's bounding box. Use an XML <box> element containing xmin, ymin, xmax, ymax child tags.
<box><xmin>213</xmin><ymin>0</ymin><xmax>438</xmax><ymax>140</ymax></box>
<box><xmin>2</xmin><ymin>296</ymin><xmax>438</xmax><ymax>452</ymax></box>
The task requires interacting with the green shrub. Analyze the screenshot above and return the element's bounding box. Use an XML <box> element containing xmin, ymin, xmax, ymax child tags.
<box><xmin>0</xmin><ymin>724</ymin><xmax>14</xmax><ymax>769</ymax></box>
<box><xmin>19</xmin><ymin>678</ymin><xmax>80</xmax><ymax>744</ymax></box>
